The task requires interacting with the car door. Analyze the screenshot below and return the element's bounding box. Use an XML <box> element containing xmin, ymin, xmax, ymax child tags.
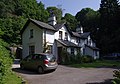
<box><xmin>30</xmin><ymin>54</ymin><xmax>43</xmax><ymax>69</ymax></box>
<box><xmin>28</xmin><ymin>54</ymin><xmax>37</xmax><ymax>69</ymax></box>
<box><xmin>23</xmin><ymin>55</ymin><xmax>32</xmax><ymax>69</ymax></box>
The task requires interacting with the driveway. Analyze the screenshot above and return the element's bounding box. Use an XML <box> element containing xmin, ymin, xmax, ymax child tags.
<box><xmin>12</xmin><ymin>59</ymin><xmax>117</xmax><ymax>84</ymax></box>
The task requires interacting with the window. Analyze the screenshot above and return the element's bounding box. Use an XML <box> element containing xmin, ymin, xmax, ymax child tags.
<box><xmin>64</xmin><ymin>32</ymin><xmax>68</xmax><ymax>40</ymax></box>
<box><xmin>77</xmin><ymin>38</ymin><xmax>80</xmax><ymax>43</ymax></box>
<box><xmin>83</xmin><ymin>48</ymin><xmax>85</xmax><ymax>55</ymax></box>
<box><xmin>59</xmin><ymin>31</ymin><xmax>62</xmax><ymax>39</ymax></box>
<box><xmin>29</xmin><ymin>46</ymin><xmax>35</xmax><ymax>55</ymax></box>
<box><xmin>30</xmin><ymin>29</ymin><xmax>33</xmax><ymax>38</ymax></box>
<box><xmin>71</xmin><ymin>48</ymin><xmax>74</xmax><ymax>55</ymax></box>
<box><xmin>95</xmin><ymin>51</ymin><xmax>98</xmax><ymax>56</ymax></box>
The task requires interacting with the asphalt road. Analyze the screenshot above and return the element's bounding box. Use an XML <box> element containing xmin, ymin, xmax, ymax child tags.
<box><xmin>12</xmin><ymin>60</ymin><xmax>117</xmax><ymax>84</ymax></box>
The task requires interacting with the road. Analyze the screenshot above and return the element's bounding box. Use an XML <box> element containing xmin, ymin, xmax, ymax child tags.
<box><xmin>12</xmin><ymin>59</ymin><xmax>117</xmax><ymax>84</ymax></box>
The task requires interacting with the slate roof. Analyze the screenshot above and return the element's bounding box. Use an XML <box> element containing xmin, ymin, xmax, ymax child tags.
<box><xmin>71</xmin><ymin>32</ymin><xmax>90</xmax><ymax>39</ymax></box>
<box><xmin>80</xmin><ymin>32</ymin><xmax>90</xmax><ymax>39</ymax></box>
<box><xmin>21</xmin><ymin>19</ymin><xmax>56</xmax><ymax>34</ymax></box>
<box><xmin>72</xmin><ymin>32</ymin><xmax>81</xmax><ymax>38</ymax></box>
<box><xmin>85</xmin><ymin>44</ymin><xmax>99</xmax><ymax>50</ymax></box>
<box><xmin>21</xmin><ymin>18</ymin><xmax>90</xmax><ymax>40</ymax></box>
<box><xmin>56</xmin><ymin>40</ymin><xmax>80</xmax><ymax>48</ymax></box>
<box><xmin>53</xmin><ymin>23</ymin><xmax>65</xmax><ymax>31</ymax></box>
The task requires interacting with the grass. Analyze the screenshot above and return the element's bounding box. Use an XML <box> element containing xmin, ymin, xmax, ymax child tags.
<box><xmin>68</xmin><ymin>60</ymin><xmax>120</xmax><ymax>68</ymax></box>
<box><xmin>3</xmin><ymin>72</ymin><xmax>22</xmax><ymax>84</ymax></box>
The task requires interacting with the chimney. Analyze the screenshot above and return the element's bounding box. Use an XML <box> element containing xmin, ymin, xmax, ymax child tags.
<box><xmin>48</xmin><ymin>10</ymin><xmax>57</xmax><ymax>25</ymax></box>
<box><xmin>48</xmin><ymin>15</ymin><xmax>57</xmax><ymax>25</ymax></box>
<box><xmin>76</xmin><ymin>26</ymin><xmax>83</xmax><ymax>34</ymax></box>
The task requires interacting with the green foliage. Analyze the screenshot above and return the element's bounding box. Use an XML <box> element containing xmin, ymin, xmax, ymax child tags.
<box><xmin>81</xmin><ymin>55</ymin><xmax>94</xmax><ymax>63</ymax></box>
<box><xmin>47</xmin><ymin>7</ymin><xmax>62</xmax><ymax>23</ymax></box>
<box><xmin>75</xmin><ymin>8</ymin><xmax>100</xmax><ymax>31</ymax></box>
<box><xmin>61</xmin><ymin>49</ymin><xmax>70</xmax><ymax>64</ymax></box>
<box><xmin>112</xmin><ymin>69</ymin><xmax>120</xmax><ymax>84</ymax></box>
<box><xmin>61</xmin><ymin>49</ymin><xmax>94</xmax><ymax>65</ymax></box>
<box><xmin>75</xmin><ymin>8</ymin><xmax>100</xmax><ymax>41</ymax></box>
<box><xmin>0</xmin><ymin>39</ymin><xmax>13</xmax><ymax>83</ymax></box>
<box><xmin>63</xmin><ymin>13</ymin><xmax>78</xmax><ymax>31</ymax></box>
<box><xmin>68</xmin><ymin>60</ymin><xmax>120</xmax><ymax>68</ymax></box>
<box><xmin>98</xmin><ymin>0</ymin><xmax>120</xmax><ymax>54</ymax></box>
<box><xmin>0</xmin><ymin>0</ymin><xmax>49</xmax><ymax>44</ymax></box>
<box><xmin>0</xmin><ymin>16</ymin><xmax>27</xmax><ymax>44</ymax></box>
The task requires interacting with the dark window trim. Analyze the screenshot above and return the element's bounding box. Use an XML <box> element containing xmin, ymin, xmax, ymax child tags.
<box><xmin>59</xmin><ymin>31</ymin><xmax>62</xmax><ymax>40</ymax></box>
<box><xmin>30</xmin><ymin>29</ymin><xmax>33</xmax><ymax>38</ymax></box>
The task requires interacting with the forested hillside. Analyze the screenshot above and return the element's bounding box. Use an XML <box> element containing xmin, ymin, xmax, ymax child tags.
<box><xmin>0</xmin><ymin>0</ymin><xmax>120</xmax><ymax>55</ymax></box>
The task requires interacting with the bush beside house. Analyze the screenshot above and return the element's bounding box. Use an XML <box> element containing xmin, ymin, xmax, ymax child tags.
<box><xmin>0</xmin><ymin>39</ymin><xmax>21</xmax><ymax>84</ymax></box>
<box><xmin>61</xmin><ymin>49</ymin><xmax>95</xmax><ymax>65</ymax></box>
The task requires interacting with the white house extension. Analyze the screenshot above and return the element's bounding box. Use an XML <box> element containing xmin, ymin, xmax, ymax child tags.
<box><xmin>21</xmin><ymin>14</ymin><xmax>99</xmax><ymax>62</ymax></box>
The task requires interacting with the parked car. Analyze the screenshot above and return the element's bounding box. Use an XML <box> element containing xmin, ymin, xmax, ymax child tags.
<box><xmin>20</xmin><ymin>53</ymin><xmax>58</xmax><ymax>74</ymax></box>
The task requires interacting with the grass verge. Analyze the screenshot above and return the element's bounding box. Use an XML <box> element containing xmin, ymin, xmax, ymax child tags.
<box><xmin>3</xmin><ymin>72</ymin><xmax>22</xmax><ymax>84</ymax></box>
<box><xmin>68</xmin><ymin>60</ymin><xmax>120</xmax><ymax>68</ymax></box>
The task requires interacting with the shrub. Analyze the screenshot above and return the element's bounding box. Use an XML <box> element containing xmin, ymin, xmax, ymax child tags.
<box><xmin>74</xmin><ymin>52</ymin><xmax>82</xmax><ymax>63</ymax></box>
<box><xmin>0</xmin><ymin>39</ymin><xmax>13</xmax><ymax>84</ymax></box>
<box><xmin>61</xmin><ymin>49</ymin><xmax>70</xmax><ymax>64</ymax></box>
<box><xmin>81</xmin><ymin>55</ymin><xmax>94</xmax><ymax>63</ymax></box>
<box><xmin>112</xmin><ymin>69</ymin><xmax>120</xmax><ymax>84</ymax></box>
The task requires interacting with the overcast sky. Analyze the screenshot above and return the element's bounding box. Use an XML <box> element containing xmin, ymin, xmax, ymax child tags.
<box><xmin>37</xmin><ymin>0</ymin><xmax>101</xmax><ymax>16</ymax></box>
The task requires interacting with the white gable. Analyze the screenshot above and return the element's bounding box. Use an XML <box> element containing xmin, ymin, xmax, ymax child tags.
<box><xmin>55</xmin><ymin>25</ymin><xmax>71</xmax><ymax>41</ymax></box>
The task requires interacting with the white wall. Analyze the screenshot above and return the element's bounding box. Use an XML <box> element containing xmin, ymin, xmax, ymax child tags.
<box><xmin>22</xmin><ymin>22</ymin><xmax>43</xmax><ymax>58</ymax></box>
<box><xmin>71</xmin><ymin>37</ymin><xmax>77</xmax><ymax>45</ymax></box>
<box><xmin>54</xmin><ymin>26</ymin><xmax>71</xmax><ymax>41</ymax></box>
<box><xmin>45</xmin><ymin>30</ymin><xmax>55</xmax><ymax>44</ymax></box>
<box><xmin>85</xmin><ymin>47</ymin><xmax>93</xmax><ymax>56</ymax></box>
<box><xmin>85</xmin><ymin>46</ymin><xmax>99</xmax><ymax>59</ymax></box>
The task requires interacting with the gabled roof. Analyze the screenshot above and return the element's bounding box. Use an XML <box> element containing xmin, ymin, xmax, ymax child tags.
<box><xmin>80</xmin><ymin>32</ymin><xmax>90</xmax><ymax>39</ymax></box>
<box><xmin>54</xmin><ymin>23</ymin><xmax>65</xmax><ymax>31</ymax></box>
<box><xmin>72</xmin><ymin>32</ymin><xmax>81</xmax><ymax>38</ymax></box>
<box><xmin>71</xmin><ymin>32</ymin><xmax>90</xmax><ymax>39</ymax></box>
<box><xmin>85</xmin><ymin>44</ymin><xmax>99</xmax><ymax>50</ymax></box>
<box><xmin>56</xmin><ymin>39</ymin><xmax>80</xmax><ymax>48</ymax></box>
<box><xmin>21</xmin><ymin>19</ymin><xmax>56</xmax><ymax>34</ymax></box>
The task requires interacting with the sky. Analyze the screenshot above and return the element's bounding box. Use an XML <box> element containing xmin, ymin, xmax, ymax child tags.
<box><xmin>37</xmin><ymin>0</ymin><xmax>101</xmax><ymax>16</ymax></box>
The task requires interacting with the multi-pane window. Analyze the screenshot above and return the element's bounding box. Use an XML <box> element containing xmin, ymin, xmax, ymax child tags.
<box><xmin>64</xmin><ymin>32</ymin><xmax>68</xmax><ymax>40</ymax></box>
<box><xmin>29</xmin><ymin>46</ymin><xmax>35</xmax><ymax>55</ymax></box>
<box><xmin>30</xmin><ymin>29</ymin><xmax>33</xmax><ymax>38</ymax></box>
<box><xmin>71</xmin><ymin>47</ymin><xmax>74</xmax><ymax>55</ymax></box>
<box><xmin>59</xmin><ymin>31</ymin><xmax>62</xmax><ymax>39</ymax></box>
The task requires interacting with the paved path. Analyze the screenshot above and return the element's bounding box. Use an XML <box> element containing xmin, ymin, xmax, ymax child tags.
<box><xmin>12</xmin><ymin>59</ymin><xmax>117</xmax><ymax>84</ymax></box>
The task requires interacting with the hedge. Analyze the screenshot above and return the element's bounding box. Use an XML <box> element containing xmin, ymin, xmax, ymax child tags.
<box><xmin>0</xmin><ymin>39</ymin><xmax>13</xmax><ymax>84</ymax></box>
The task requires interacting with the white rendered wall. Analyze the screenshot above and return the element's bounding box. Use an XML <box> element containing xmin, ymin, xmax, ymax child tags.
<box><xmin>22</xmin><ymin>22</ymin><xmax>43</xmax><ymax>58</ymax></box>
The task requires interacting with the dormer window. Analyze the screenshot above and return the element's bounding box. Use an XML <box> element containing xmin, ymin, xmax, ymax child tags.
<box><xmin>59</xmin><ymin>31</ymin><xmax>62</xmax><ymax>40</ymax></box>
<box><xmin>64</xmin><ymin>32</ymin><xmax>68</xmax><ymax>40</ymax></box>
<box><xmin>30</xmin><ymin>29</ymin><xmax>33</xmax><ymax>38</ymax></box>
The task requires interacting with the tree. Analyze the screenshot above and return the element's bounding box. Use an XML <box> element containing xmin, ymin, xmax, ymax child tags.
<box><xmin>75</xmin><ymin>8</ymin><xmax>100</xmax><ymax>42</ymax></box>
<box><xmin>98</xmin><ymin>0</ymin><xmax>120</xmax><ymax>54</ymax></box>
<box><xmin>0</xmin><ymin>0</ymin><xmax>49</xmax><ymax>44</ymax></box>
<box><xmin>63</xmin><ymin>13</ymin><xmax>78</xmax><ymax>31</ymax></box>
<box><xmin>75</xmin><ymin>8</ymin><xmax>100</xmax><ymax>32</ymax></box>
<box><xmin>47</xmin><ymin>7</ymin><xmax>62</xmax><ymax>23</ymax></box>
<box><xmin>37</xmin><ymin>2</ymin><xmax>49</xmax><ymax>22</ymax></box>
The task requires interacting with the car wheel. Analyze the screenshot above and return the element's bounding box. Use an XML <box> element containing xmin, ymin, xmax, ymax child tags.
<box><xmin>20</xmin><ymin>64</ymin><xmax>24</xmax><ymax>69</ymax></box>
<box><xmin>38</xmin><ymin>66</ymin><xmax>44</xmax><ymax>74</ymax></box>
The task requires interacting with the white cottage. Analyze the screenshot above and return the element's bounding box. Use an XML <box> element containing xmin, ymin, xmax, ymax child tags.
<box><xmin>21</xmin><ymin>15</ymin><xmax>99</xmax><ymax>62</ymax></box>
<box><xmin>21</xmin><ymin>18</ymin><xmax>56</xmax><ymax>58</ymax></box>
